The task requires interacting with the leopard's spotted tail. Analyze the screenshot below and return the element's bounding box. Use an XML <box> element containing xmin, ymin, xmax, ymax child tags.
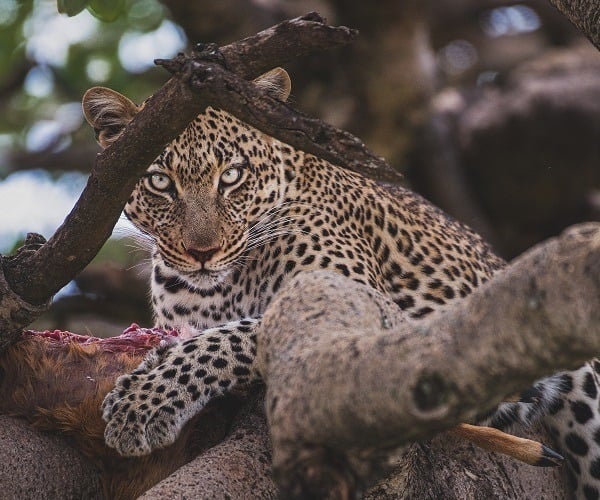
<box><xmin>480</xmin><ymin>362</ymin><xmax>600</xmax><ymax>499</ymax></box>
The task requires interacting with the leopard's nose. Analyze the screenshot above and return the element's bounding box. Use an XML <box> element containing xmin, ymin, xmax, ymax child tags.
<box><xmin>185</xmin><ymin>245</ymin><xmax>221</xmax><ymax>264</ymax></box>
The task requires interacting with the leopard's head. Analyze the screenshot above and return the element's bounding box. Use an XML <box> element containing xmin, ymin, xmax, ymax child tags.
<box><xmin>82</xmin><ymin>68</ymin><xmax>293</xmax><ymax>285</ymax></box>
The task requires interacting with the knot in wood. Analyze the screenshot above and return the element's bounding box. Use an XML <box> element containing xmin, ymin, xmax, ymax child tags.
<box><xmin>413</xmin><ymin>372</ymin><xmax>448</xmax><ymax>413</ymax></box>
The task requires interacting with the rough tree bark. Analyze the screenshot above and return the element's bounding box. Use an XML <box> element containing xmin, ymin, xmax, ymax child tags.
<box><xmin>260</xmin><ymin>223</ymin><xmax>599</xmax><ymax>497</ymax></box>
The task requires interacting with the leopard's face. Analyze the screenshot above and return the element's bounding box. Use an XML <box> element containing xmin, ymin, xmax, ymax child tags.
<box><xmin>125</xmin><ymin>108</ymin><xmax>286</xmax><ymax>285</ymax></box>
<box><xmin>82</xmin><ymin>69</ymin><xmax>292</xmax><ymax>287</ymax></box>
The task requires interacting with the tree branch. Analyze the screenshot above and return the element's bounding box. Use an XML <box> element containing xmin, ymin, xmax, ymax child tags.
<box><xmin>157</xmin><ymin>54</ymin><xmax>399</xmax><ymax>183</ymax></box>
<box><xmin>258</xmin><ymin>223</ymin><xmax>600</xmax><ymax>497</ymax></box>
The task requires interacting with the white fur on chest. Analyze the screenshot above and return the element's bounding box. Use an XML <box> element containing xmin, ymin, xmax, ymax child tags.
<box><xmin>151</xmin><ymin>260</ymin><xmax>270</xmax><ymax>330</ymax></box>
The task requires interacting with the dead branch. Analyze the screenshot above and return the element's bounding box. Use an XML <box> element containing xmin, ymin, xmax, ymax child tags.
<box><xmin>259</xmin><ymin>222</ymin><xmax>600</xmax><ymax>498</ymax></box>
<box><xmin>156</xmin><ymin>53</ymin><xmax>398</xmax><ymax>183</ymax></box>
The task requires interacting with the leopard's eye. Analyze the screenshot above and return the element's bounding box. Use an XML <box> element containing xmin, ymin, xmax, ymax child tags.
<box><xmin>145</xmin><ymin>172</ymin><xmax>174</xmax><ymax>193</ymax></box>
<box><xmin>219</xmin><ymin>167</ymin><xmax>242</xmax><ymax>187</ymax></box>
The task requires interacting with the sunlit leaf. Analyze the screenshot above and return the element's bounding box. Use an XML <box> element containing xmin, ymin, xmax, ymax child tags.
<box><xmin>87</xmin><ymin>0</ymin><xmax>125</xmax><ymax>22</ymax></box>
<box><xmin>57</xmin><ymin>0</ymin><xmax>89</xmax><ymax>17</ymax></box>
<box><xmin>128</xmin><ymin>0</ymin><xmax>165</xmax><ymax>31</ymax></box>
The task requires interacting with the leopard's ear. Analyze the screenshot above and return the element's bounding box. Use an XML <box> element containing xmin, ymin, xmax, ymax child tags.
<box><xmin>82</xmin><ymin>87</ymin><xmax>140</xmax><ymax>148</ymax></box>
<box><xmin>253</xmin><ymin>68</ymin><xmax>291</xmax><ymax>102</ymax></box>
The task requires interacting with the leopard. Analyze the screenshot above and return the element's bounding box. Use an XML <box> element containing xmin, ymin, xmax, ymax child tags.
<box><xmin>83</xmin><ymin>68</ymin><xmax>600</xmax><ymax>499</ymax></box>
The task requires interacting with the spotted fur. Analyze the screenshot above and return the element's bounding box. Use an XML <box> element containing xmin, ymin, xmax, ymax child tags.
<box><xmin>83</xmin><ymin>70</ymin><xmax>598</xmax><ymax>497</ymax></box>
<box><xmin>485</xmin><ymin>363</ymin><xmax>600</xmax><ymax>499</ymax></box>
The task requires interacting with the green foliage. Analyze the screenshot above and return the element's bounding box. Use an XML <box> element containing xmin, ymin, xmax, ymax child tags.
<box><xmin>87</xmin><ymin>0</ymin><xmax>126</xmax><ymax>22</ymax></box>
<box><xmin>57</xmin><ymin>0</ymin><xmax>88</xmax><ymax>17</ymax></box>
<box><xmin>57</xmin><ymin>0</ymin><xmax>126</xmax><ymax>21</ymax></box>
<box><xmin>0</xmin><ymin>0</ymin><xmax>186</xmax><ymax>171</ymax></box>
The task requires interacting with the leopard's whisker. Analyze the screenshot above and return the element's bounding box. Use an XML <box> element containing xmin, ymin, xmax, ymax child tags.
<box><xmin>250</xmin><ymin>215</ymin><xmax>298</xmax><ymax>232</ymax></box>
<box><xmin>245</xmin><ymin>228</ymin><xmax>311</xmax><ymax>251</ymax></box>
<box><xmin>126</xmin><ymin>259</ymin><xmax>153</xmax><ymax>272</ymax></box>
<box><xmin>248</xmin><ymin>225</ymin><xmax>313</xmax><ymax>242</ymax></box>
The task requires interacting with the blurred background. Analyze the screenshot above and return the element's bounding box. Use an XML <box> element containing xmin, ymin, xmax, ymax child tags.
<box><xmin>1</xmin><ymin>0</ymin><xmax>598</xmax><ymax>336</ymax></box>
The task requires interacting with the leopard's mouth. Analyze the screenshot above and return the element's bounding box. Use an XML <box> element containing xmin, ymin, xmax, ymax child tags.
<box><xmin>157</xmin><ymin>245</ymin><xmax>237</xmax><ymax>285</ymax></box>
<box><xmin>160</xmin><ymin>252</ymin><xmax>224</xmax><ymax>274</ymax></box>
<box><xmin>189</xmin><ymin>268</ymin><xmax>224</xmax><ymax>278</ymax></box>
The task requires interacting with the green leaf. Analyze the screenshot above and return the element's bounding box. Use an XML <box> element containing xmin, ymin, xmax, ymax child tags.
<box><xmin>57</xmin><ymin>0</ymin><xmax>89</xmax><ymax>16</ymax></box>
<box><xmin>87</xmin><ymin>0</ymin><xmax>125</xmax><ymax>22</ymax></box>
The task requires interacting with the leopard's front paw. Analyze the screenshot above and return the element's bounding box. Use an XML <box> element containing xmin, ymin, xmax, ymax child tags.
<box><xmin>101</xmin><ymin>326</ymin><xmax>259</xmax><ymax>456</ymax></box>
<box><xmin>101</xmin><ymin>348</ymin><xmax>197</xmax><ymax>456</ymax></box>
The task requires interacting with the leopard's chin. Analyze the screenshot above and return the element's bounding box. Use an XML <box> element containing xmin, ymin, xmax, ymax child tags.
<box><xmin>183</xmin><ymin>267</ymin><xmax>232</xmax><ymax>289</ymax></box>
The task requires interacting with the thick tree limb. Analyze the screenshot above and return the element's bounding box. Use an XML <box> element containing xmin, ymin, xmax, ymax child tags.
<box><xmin>0</xmin><ymin>324</ymin><xmax>569</xmax><ymax>499</ymax></box>
<box><xmin>0</xmin><ymin>14</ymin><xmax>398</xmax><ymax>338</ymax></box>
<box><xmin>139</xmin><ymin>390</ymin><xmax>277</xmax><ymax>499</ymax></box>
<box><xmin>0</xmin><ymin>416</ymin><xmax>102</xmax><ymax>499</ymax></box>
<box><xmin>547</xmin><ymin>0</ymin><xmax>600</xmax><ymax>50</ymax></box>
<box><xmin>258</xmin><ymin>222</ymin><xmax>600</xmax><ymax>497</ymax></box>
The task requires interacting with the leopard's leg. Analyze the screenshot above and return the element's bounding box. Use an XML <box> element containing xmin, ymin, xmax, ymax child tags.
<box><xmin>102</xmin><ymin>318</ymin><xmax>260</xmax><ymax>456</ymax></box>
<box><xmin>482</xmin><ymin>362</ymin><xmax>600</xmax><ymax>499</ymax></box>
